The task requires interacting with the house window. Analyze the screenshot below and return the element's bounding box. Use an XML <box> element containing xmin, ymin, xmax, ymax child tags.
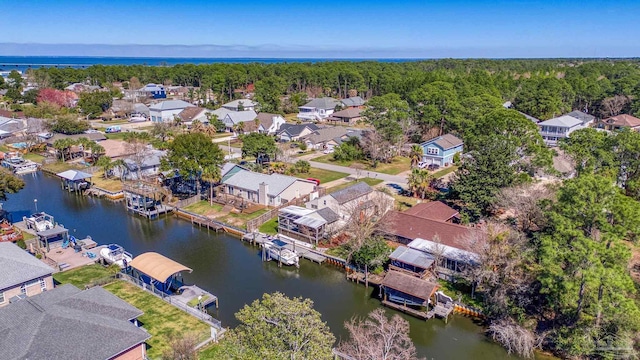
<box><xmin>40</xmin><ymin>278</ymin><xmax>47</xmax><ymax>291</ymax></box>
<box><xmin>0</xmin><ymin>292</ymin><xmax>4</xmax><ymax>303</ymax></box>
<box><xmin>323</xmin><ymin>200</ymin><xmax>327</xmax><ymax>206</ymax></box>
<box><xmin>21</xmin><ymin>284</ymin><xmax>26</xmax><ymax>295</ymax></box>
<box><xmin>427</xmin><ymin>147</ymin><xmax>439</xmax><ymax>155</ymax></box>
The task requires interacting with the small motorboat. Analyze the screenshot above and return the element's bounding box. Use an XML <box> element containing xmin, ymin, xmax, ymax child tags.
<box><xmin>264</xmin><ymin>239</ymin><xmax>299</xmax><ymax>266</ymax></box>
<box><xmin>100</xmin><ymin>244</ymin><xmax>133</xmax><ymax>268</ymax></box>
<box><xmin>24</xmin><ymin>212</ymin><xmax>55</xmax><ymax>232</ymax></box>
<box><xmin>14</xmin><ymin>162</ymin><xmax>38</xmax><ymax>175</ymax></box>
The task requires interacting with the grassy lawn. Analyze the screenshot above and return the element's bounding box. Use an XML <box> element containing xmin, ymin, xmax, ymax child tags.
<box><xmin>199</xmin><ymin>344</ymin><xmax>226</xmax><ymax>359</ymax></box>
<box><xmin>292</xmin><ymin>168</ymin><xmax>349</xmax><ymax>184</ymax></box>
<box><xmin>105</xmin><ymin>132</ymin><xmax>130</xmax><ymax>140</ymax></box>
<box><xmin>259</xmin><ymin>217</ymin><xmax>278</xmax><ymax>235</ymax></box>
<box><xmin>437</xmin><ymin>279</ymin><xmax>484</xmax><ymax>310</ymax></box>
<box><xmin>184</xmin><ymin>200</ymin><xmax>269</xmax><ymax>229</ymax></box>
<box><xmin>212</xmin><ymin>132</ymin><xmax>233</xmax><ymax>139</ymax></box>
<box><xmin>184</xmin><ymin>201</ymin><xmax>224</xmax><ymax>214</ymax></box>
<box><xmin>187</xmin><ymin>295</ymin><xmax>210</xmax><ymax>307</ymax></box>
<box><xmin>326</xmin><ymin>178</ymin><xmax>384</xmax><ymax>193</ymax></box>
<box><xmin>53</xmin><ymin>264</ymin><xmax>114</xmax><ymax>288</ymax></box>
<box><xmin>91</xmin><ymin>171</ymin><xmax>124</xmax><ymax>192</ymax></box>
<box><xmin>432</xmin><ymin>165</ymin><xmax>458</xmax><ymax>178</ymax></box>
<box><xmin>391</xmin><ymin>193</ymin><xmax>420</xmax><ymax>211</ymax></box>
<box><xmin>42</xmin><ymin>161</ymin><xmax>83</xmax><ymax>173</ymax></box>
<box><xmin>312</xmin><ymin>154</ymin><xmax>411</xmax><ymax>175</ymax></box>
<box><xmin>104</xmin><ymin>281</ymin><xmax>210</xmax><ymax>359</ymax></box>
<box><xmin>228</xmin><ymin>141</ymin><xmax>243</xmax><ymax>148</ymax></box>
<box><xmin>24</xmin><ymin>152</ymin><xmax>46</xmax><ymax>163</ymax></box>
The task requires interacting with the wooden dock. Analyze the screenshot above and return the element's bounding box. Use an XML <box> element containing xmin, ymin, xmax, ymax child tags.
<box><xmin>382</xmin><ymin>300</ymin><xmax>434</xmax><ymax>320</ymax></box>
<box><xmin>126</xmin><ymin>204</ymin><xmax>173</xmax><ymax>219</ymax></box>
<box><xmin>347</xmin><ymin>271</ymin><xmax>384</xmax><ymax>286</ymax></box>
<box><xmin>243</xmin><ymin>233</ymin><xmax>327</xmax><ymax>264</ymax></box>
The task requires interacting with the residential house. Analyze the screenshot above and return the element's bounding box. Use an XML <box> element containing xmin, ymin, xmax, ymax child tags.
<box><xmin>420</xmin><ymin>133</ymin><xmax>463</xmax><ymax>167</ymax></box>
<box><xmin>0</xmin><ymin>117</ymin><xmax>26</xmax><ymax>139</ymax></box>
<box><xmin>403</xmin><ymin>201</ymin><xmax>460</xmax><ymax>223</ymax></box>
<box><xmin>221</xmin><ymin>167</ymin><xmax>317</xmax><ymax>206</ymax></box>
<box><xmin>166</xmin><ymin>85</ymin><xmax>189</xmax><ymax>98</ymax></box>
<box><xmin>138</xmin><ymin>83</ymin><xmax>166</xmax><ymax>99</ymax></box>
<box><xmin>64</xmin><ymin>83</ymin><xmax>102</xmax><ymax>93</ymax></box>
<box><xmin>132</xmin><ymin>103</ymin><xmax>150</xmax><ymax>119</ymax></box>
<box><xmin>91</xmin><ymin>139</ymin><xmax>135</xmax><ymax>159</ymax></box>
<box><xmin>178</xmin><ymin>106</ymin><xmax>212</xmax><ymax>125</ymax></box>
<box><xmin>278</xmin><ymin>206</ymin><xmax>340</xmax><ymax>245</ymax></box>
<box><xmin>116</xmin><ymin>149</ymin><xmax>167</xmax><ymax>180</ymax></box>
<box><xmin>222</xmin><ymin>110</ymin><xmax>258</xmax><ymax>132</ymax></box>
<box><xmin>566</xmin><ymin>110</ymin><xmax>596</xmax><ymax>127</ymax></box>
<box><xmin>0</xmin><ymin>284</ymin><xmax>150</xmax><ymax>360</ymax></box>
<box><xmin>149</xmin><ymin>100</ymin><xmax>194</xmax><ymax>123</ymax></box>
<box><xmin>277</xmin><ymin>123</ymin><xmax>320</xmax><ymax>142</ymax></box>
<box><xmin>0</xmin><ymin>109</ymin><xmax>25</xmax><ymax>119</ymax></box>
<box><xmin>597</xmin><ymin>114</ymin><xmax>640</xmax><ymax>131</ymax></box>
<box><xmin>306</xmin><ymin>182</ymin><xmax>394</xmax><ymax>223</ymax></box>
<box><xmin>255</xmin><ymin>112</ymin><xmax>286</xmax><ymax>135</ymax></box>
<box><xmin>301</xmin><ymin>126</ymin><xmax>349</xmax><ymax>150</ymax></box>
<box><xmin>537</xmin><ymin>115</ymin><xmax>585</xmax><ymax>146</ymax></box>
<box><xmin>388</xmin><ymin>246</ymin><xmax>435</xmax><ymax>279</ymax></box>
<box><xmin>209</xmin><ymin>107</ymin><xmax>234</xmax><ymax>122</ymax></box>
<box><xmin>340</xmin><ymin>96</ymin><xmax>365</xmax><ymax>108</ymax></box>
<box><xmin>45</xmin><ymin>132</ymin><xmax>106</xmax><ymax>147</ymax></box>
<box><xmin>0</xmin><ymin>242</ymin><xmax>54</xmax><ymax>307</ymax></box>
<box><xmin>327</xmin><ymin>107</ymin><xmax>364</xmax><ymax>124</ymax></box>
<box><xmin>222</xmin><ymin>99</ymin><xmax>259</xmax><ymax>111</ymax></box>
<box><xmin>297</xmin><ymin>97</ymin><xmax>341</xmax><ymax>121</ymax></box>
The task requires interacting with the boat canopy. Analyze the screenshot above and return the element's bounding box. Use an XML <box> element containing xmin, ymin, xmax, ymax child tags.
<box><xmin>129</xmin><ymin>252</ymin><xmax>192</xmax><ymax>283</ymax></box>
<box><xmin>381</xmin><ymin>271</ymin><xmax>439</xmax><ymax>301</ymax></box>
<box><xmin>56</xmin><ymin>169</ymin><xmax>92</xmax><ymax>181</ymax></box>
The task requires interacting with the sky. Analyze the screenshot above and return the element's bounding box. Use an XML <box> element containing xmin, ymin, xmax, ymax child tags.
<box><xmin>1</xmin><ymin>0</ymin><xmax>639</xmax><ymax>58</ymax></box>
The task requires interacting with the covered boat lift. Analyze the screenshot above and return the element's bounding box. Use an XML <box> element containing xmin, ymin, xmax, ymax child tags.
<box><xmin>37</xmin><ymin>225</ymin><xmax>69</xmax><ymax>252</ymax></box>
<box><xmin>56</xmin><ymin>170</ymin><xmax>92</xmax><ymax>192</ymax></box>
<box><xmin>380</xmin><ymin>270</ymin><xmax>440</xmax><ymax>320</ymax></box>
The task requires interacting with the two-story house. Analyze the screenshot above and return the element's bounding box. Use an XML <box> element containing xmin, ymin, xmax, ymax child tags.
<box><xmin>138</xmin><ymin>83</ymin><xmax>166</xmax><ymax>99</ymax></box>
<box><xmin>420</xmin><ymin>133</ymin><xmax>463</xmax><ymax>167</ymax></box>
<box><xmin>149</xmin><ymin>100</ymin><xmax>194</xmax><ymax>123</ymax></box>
<box><xmin>0</xmin><ymin>242</ymin><xmax>54</xmax><ymax>307</ymax></box>
<box><xmin>297</xmin><ymin>97</ymin><xmax>341</xmax><ymax>121</ymax></box>
<box><xmin>597</xmin><ymin>114</ymin><xmax>640</xmax><ymax>132</ymax></box>
<box><xmin>255</xmin><ymin>112</ymin><xmax>286</xmax><ymax>135</ymax></box>
<box><xmin>306</xmin><ymin>182</ymin><xmax>394</xmax><ymax>223</ymax></box>
<box><xmin>537</xmin><ymin>115</ymin><xmax>585</xmax><ymax>146</ymax></box>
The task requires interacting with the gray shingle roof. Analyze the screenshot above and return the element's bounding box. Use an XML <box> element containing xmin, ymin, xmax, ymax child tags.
<box><xmin>302</xmin><ymin>127</ymin><xmax>348</xmax><ymax>145</ymax></box>
<box><xmin>315</xmin><ymin>207</ymin><xmax>340</xmax><ymax>223</ymax></box>
<box><xmin>149</xmin><ymin>100</ymin><xmax>194</xmax><ymax>111</ymax></box>
<box><xmin>224</xmin><ymin>169</ymin><xmax>301</xmax><ymax>197</ymax></box>
<box><xmin>278</xmin><ymin>123</ymin><xmax>319</xmax><ymax>137</ymax></box>
<box><xmin>222</xmin><ymin>99</ymin><xmax>258</xmax><ymax>109</ymax></box>
<box><xmin>538</xmin><ymin>115</ymin><xmax>583</xmax><ymax>127</ymax></box>
<box><xmin>300</xmin><ymin>97</ymin><xmax>340</xmax><ymax>110</ymax></box>
<box><xmin>341</xmin><ymin>96</ymin><xmax>365</xmax><ymax>107</ymax></box>
<box><xmin>566</xmin><ymin>110</ymin><xmax>596</xmax><ymax>125</ymax></box>
<box><xmin>331</xmin><ymin>107</ymin><xmax>364</xmax><ymax>119</ymax></box>
<box><xmin>0</xmin><ymin>284</ymin><xmax>149</xmax><ymax>360</ymax></box>
<box><xmin>330</xmin><ymin>182</ymin><xmax>373</xmax><ymax>205</ymax></box>
<box><xmin>0</xmin><ymin>243</ymin><xmax>53</xmax><ymax>291</ymax></box>
<box><xmin>256</xmin><ymin>113</ymin><xmax>281</xmax><ymax>128</ymax></box>
<box><xmin>422</xmin><ymin>133</ymin><xmax>463</xmax><ymax>150</ymax></box>
<box><xmin>56</xmin><ymin>169</ymin><xmax>93</xmax><ymax>181</ymax></box>
<box><xmin>224</xmin><ymin>110</ymin><xmax>258</xmax><ymax>124</ymax></box>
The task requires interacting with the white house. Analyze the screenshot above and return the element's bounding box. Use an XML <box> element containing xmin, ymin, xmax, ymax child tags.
<box><xmin>538</xmin><ymin>115</ymin><xmax>585</xmax><ymax>146</ymax></box>
<box><xmin>297</xmin><ymin>97</ymin><xmax>341</xmax><ymax>121</ymax></box>
<box><xmin>222</xmin><ymin>110</ymin><xmax>258</xmax><ymax>131</ymax></box>
<box><xmin>255</xmin><ymin>113</ymin><xmax>286</xmax><ymax>135</ymax></box>
<box><xmin>178</xmin><ymin>107</ymin><xmax>212</xmax><ymax>124</ymax></box>
<box><xmin>306</xmin><ymin>182</ymin><xmax>394</xmax><ymax>223</ymax></box>
<box><xmin>221</xmin><ymin>99</ymin><xmax>259</xmax><ymax>111</ymax></box>
<box><xmin>149</xmin><ymin>100</ymin><xmax>195</xmax><ymax>123</ymax></box>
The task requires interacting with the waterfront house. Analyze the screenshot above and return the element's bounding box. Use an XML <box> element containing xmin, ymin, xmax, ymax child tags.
<box><xmin>255</xmin><ymin>112</ymin><xmax>286</xmax><ymax>135</ymax></box>
<box><xmin>0</xmin><ymin>284</ymin><xmax>150</xmax><ymax>360</ymax></box>
<box><xmin>566</xmin><ymin>110</ymin><xmax>596</xmax><ymax>127</ymax></box>
<box><xmin>0</xmin><ymin>117</ymin><xmax>26</xmax><ymax>139</ymax></box>
<box><xmin>277</xmin><ymin>205</ymin><xmax>340</xmax><ymax>245</ymax></box>
<box><xmin>597</xmin><ymin>114</ymin><xmax>640</xmax><ymax>131</ymax></box>
<box><xmin>115</xmin><ymin>149</ymin><xmax>167</xmax><ymax>181</ymax></box>
<box><xmin>149</xmin><ymin>100</ymin><xmax>194</xmax><ymax>123</ymax></box>
<box><xmin>537</xmin><ymin>115</ymin><xmax>585</xmax><ymax>146</ymax></box>
<box><xmin>221</xmin><ymin>99</ymin><xmax>259</xmax><ymax>111</ymax></box>
<box><xmin>178</xmin><ymin>106</ymin><xmax>212</xmax><ymax>125</ymax></box>
<box><xmin>327</xmin><ymin>107</ymin><xmax>364</xmax><ymax>124</ymax></box>
<box><xmin>222</xmin><ymin>110</ymin><xmax>258</xmax><ymax>132</ymax></box>
<box><xmin>297</xmin><ymin>97</ymin><xmax>341</xmax><ymax>121</ymax></box>
<box><xmin>420</xmin><ymin>133</ymin><xmax>463</xmax><ymax>167</ymax></box>
<box><xmin>0</xmin><ymin>242</ymin><xmax>54</xmax><ymax>306</ymax></box>
<box><xmin>388</xmin><ymin>246</ymin><xmax>435</xmax><ymax>279</ymax></box>
<box><xmin>138</xmin><ymin>83</ymin><xmax>166</xmax><ymax>99</ymax></box>
<box><xmin>277</xmin><ymin>123</ymin><xmax>319</xmax><ymax>142</ymax></box>
<box><xmin>221</xmin><ymin>168</ymin><xmax>316</xmax><ymax>206</ymax></box>
<box><xmin>306</xmin><ymin>182</ymin><xmax>394</xmax><ymax>223</ymax></box>
<box><xmin>341</xmin><ymin>96</ymin><xmax>366</xmax><ymax>108</ymax></box>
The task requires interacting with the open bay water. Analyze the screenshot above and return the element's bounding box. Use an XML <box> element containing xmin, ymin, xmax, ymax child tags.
<box><xmin>4</xmin><ymin>172</ymin><xmax>531</xmax><ymax>359</ymax></box>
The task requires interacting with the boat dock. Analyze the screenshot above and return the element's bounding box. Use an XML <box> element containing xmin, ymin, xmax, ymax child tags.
<box><xmin>126</xmin><ymin>204</ymin><xmax>173</xmax><ymax>219</ymax></box>
<box><xmin>242</xmin><ymin>232</ymin><xmax>327</xmax><ymax>264</ymax></box>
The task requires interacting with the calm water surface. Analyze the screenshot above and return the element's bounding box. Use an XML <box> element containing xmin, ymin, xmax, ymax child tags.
<box><xmin>5</xmin><ymin>172</ymin><xmax>517</xmax><ymax>359</ymax></box>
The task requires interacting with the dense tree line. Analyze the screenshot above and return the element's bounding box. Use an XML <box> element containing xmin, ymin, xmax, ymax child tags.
<box><xmin>27</xmin><ymin>59</ymin><xmax>640</xmax><ymax>118</ymax></box>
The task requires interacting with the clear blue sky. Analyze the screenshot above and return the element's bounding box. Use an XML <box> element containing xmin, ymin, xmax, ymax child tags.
<box><xmin>1</xmin><ymin>0</ymin><xmax>639</xmax><ymax>58</ymax></box>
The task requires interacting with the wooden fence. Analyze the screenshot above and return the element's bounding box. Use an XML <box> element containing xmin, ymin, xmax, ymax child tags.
<box><xmin>173</xmin><ymin>194</ymin><xmax>201</xmax><ymax>208</ymax></box>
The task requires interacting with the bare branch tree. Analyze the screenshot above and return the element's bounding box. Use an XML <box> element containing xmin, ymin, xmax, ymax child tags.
<box><xmin>489</xmin><ymin>319</ymin><xmax>538</xmax><ymax>359</ymax></box>
<box><xmin>125</xmin><ymin>140</ymin><xmax>152</xmax><ymax>180</ymax></box>
<box><xmin>161</xmin><ymin>333</ymin><xmax>199</xmax><ymax>360</ymax></box>
<box><xmin>495</xmin><ymin>183</ymin><xmax>555</xmax><ymax>233</ymax></box>
<box><xmin>338</xmin><ymin>308</ymin><xmax>422</xmax><ymax>360</ymax></box>
<box><xmin>599</xmin><ymin>95</ymin><xmax>630</xmax><ymax>117</ymax></box>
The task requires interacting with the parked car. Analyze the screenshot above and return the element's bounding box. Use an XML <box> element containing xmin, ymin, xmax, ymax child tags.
<box><xmin>306</xmin><ymin>178</ymin><xmax>321</xmax><ymax>185</ymax></box>
<box><xmin>105</xmin><ymin>126</ymin><xmax>122</xmax><ymax>133</ymax></box>
<box><xmin>427</xmin><ymin>164</ymin><xmax>440</xmax><ymax>171</ymax></box>
<box><xmin>417</xmin><ymin>161</ymin><xmax>428</xmax><ymax>169</ymax></box>
<box><xmin>323</xmin><ymin>148</ymin><xmax>335</xmax><ymax>154</ymax></box>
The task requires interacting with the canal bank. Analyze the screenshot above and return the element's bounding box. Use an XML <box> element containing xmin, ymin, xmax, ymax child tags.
<box><xmin>4</xmin><ymin>172</ymin><xmax>519</xmax><ymax>359</ymax></box>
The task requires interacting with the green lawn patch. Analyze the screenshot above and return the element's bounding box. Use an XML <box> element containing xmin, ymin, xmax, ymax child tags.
<box><xmin>183</xmin><ymin>201</ymin><xmax>269</xmax><ymax>229</ymax></box>
<box><xmin>259</xmin><ymin>217</ymin><xmax>278</xmax><ymax>235</ymax></box>
<box><xmin>105</xmin><ymin>132</ymin><xmax>130</xmax><ymax>140</ymax></box>
<box><xmin>199</xmin><ymin>344</ymin><xmax>226</xmax><ymax>359</ymax></box>
<box><xmin>187</xmin><ymin>295</ymin><xmax>210</xmax><ymax>308</ymax></box>
<box><xmin>183</xmin><ymin>201</ymin><xmax>224</xmax><ymax>215</ymax></box>
<box><xmin>432</xmin><ymin>165</ymin><xmax>458</xmax><ymax>178</ymax></box>
<box><xmin>326</xmin><ymin>178</ymin><xmax>384</xmax><ymax>193</ymax></box>
<box><xmin>24</xmin><ymin>152</ymin><xmax>46</xmax><ymax>163</ymax></box>
<box><xmin>292</xmin><ymin>168</ymin><xmax>349</xmax><ymax>184</ymax></box>
<box><xmin>312</xmin><ymin>154</ymin><xmax>411</xmax><ymax>175</ymax></box>
<box><xmin>53</xmin><ymin>264</ymin><xmax>114</xmax><ymax>288</ymax></box>
<box><xmin>91</xmin><ymin>171</ymin><xmax>124</xmax><ymax>192</ymax></box>
<box><xmin>104</xmin><ymin>281</ymin><xmax>210</xmax><ymax>359</ymax></box>
<box><xmin>437</xmin><ymin>279</ymin><xmax>484</xmax><ymax>310</ymax></box>
<box><xmin>42</xmin><ymin>161</ymin><xmax>83</xmax><ymax>174</ymax></box>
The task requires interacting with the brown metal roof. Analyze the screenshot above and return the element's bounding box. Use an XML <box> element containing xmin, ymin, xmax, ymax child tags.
<box><xmin>603</xmin><ymin>114</ymin><xmax>640</xmax><ymax>128</ymax></box>
<box><xmin>403</xmin><ymin>201</ymin><xmax>459</xmax><ymax>222</ymax></box>
<box><xmin>129</xmin><ymin>252</ymin><xmax>192</xmax><ymax>283</ymax></box>
<box><xmin>382</xmin><ymin>271</ymin><xmax>438</xmax><ymax>300</ymax></box>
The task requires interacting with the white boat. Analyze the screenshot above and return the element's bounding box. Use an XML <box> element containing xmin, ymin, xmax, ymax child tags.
<box><xmin>14</xmin><ymin>162</ymin><xmax>38</xmax><ymax>175</ymax></box>
<box><xmin>264</xmin><ymin>239</ymin><xmax>299</xmax><ymax>266</ymax></box>
<box><xmin>100</xmin><ymin>244</ymin><xmax>133</xmax><ymax>268</ymax></box>
<box><xmin>24</xmin><ymin>212</ymin><xmax>55</xmax><ymax>232</ymax></box>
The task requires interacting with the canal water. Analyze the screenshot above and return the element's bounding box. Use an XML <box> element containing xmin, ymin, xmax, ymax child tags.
<box><xmin>5</xmin><ymin>172</ymin><xmax>517</xmax><ymax>359</ymax></box>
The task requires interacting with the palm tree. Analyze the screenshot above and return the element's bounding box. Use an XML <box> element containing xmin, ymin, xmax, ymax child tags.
<box><xmin>96</xmin><ymin>156</ymin><xmax>112</xmax><ymax>178</ymax></box>
<box><xmin>409</xmin><ymin>145</ymin><xmax>423</xmax><ymax>167</ymax></box>
<box><xmin>190</xmin><ymin>119</ymin><xmax>205</xmax><ymax>134</ymax></box>
<box><xmin>201</xmin><ymin>166</ymin><xmax>221</xmax><ymax>206</ymax></box>
<box><xmin>53</xmin><ymin>138</ymin><xmax>75</xmax><ymax>162</ymax></box>
<box><xmin>407</xmin><ymin>168</ymin><xmax>436</xmax><ymax>199</ymax></box>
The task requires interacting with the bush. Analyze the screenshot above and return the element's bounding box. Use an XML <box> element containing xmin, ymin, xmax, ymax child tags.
<box><xmin>333</xmin><ymin>143</ymin><xmax>363</xmax><ymax>162</ymax></box>
<box><xmin>299</xmin><ymin>142</ymin><xmax>308</xmax><ymax>151</ymax></box>
<box><xmin>294</xmin><ymin>160</ymin><xmax>311</xmax><ymax>174</ymax></box>
<box><xmin>16</xmin><ymin>239</ymin><xmax>26</xmax><ymax>249</ymax></box>
<box><xmin>36</xmin><ymin>253</ymin><xmax>42</xmax><ymax>259</ymax></box>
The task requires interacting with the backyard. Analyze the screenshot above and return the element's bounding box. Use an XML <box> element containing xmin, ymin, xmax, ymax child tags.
<box><xmin>312</xmin><ymin>154</ymin><xmax>411</xmax><ymax>175</ymax></box>
<box><xmin>258</xmin><ymin>216</ymin><xmax>278</xmax><ymax>235</ymax></box>
<box><xmin>53</xmin><ymin>263</ymin><xmax>115</xmax><ymax>288</ymax></box>
<box><xmin>291</xmin><ymin>167</ymin><xmax>349</xmax><ymax>184</ymax></box>
<box><xmin>91</xmin><ymin>171</ymin><xmax>124</xmax><ymax>192</ymax></box>
<box><xmin>183</xmin><ymin>200</ymin><xmax>269</xmax><ymax>229</ymax></box>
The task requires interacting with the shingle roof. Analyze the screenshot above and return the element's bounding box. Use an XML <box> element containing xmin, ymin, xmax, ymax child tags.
<box><xmin>210</xmin><ymin>107</ymin><xmax>234</xmax><ymax>120</ymax></box>
<box><xmin>341</xmin><ymin>96</ymin><xmax>365</xmax><ymax>107</ymax></box>
<box><xmin>178</xmin><ymin>107</ymin><xmax>208</xmax><ymax>122</ymax></box>
<box><xmin>389</xmin><ymin>246</ymin><xmax>435</xmax><ymax>269</ymax></box>
<box><xmin>603</xmin><ymin>114</ymin><xmax>640</xmax><ymax>128</ymax></box>
<box><xmin>224</xmin><ymin>110</ymin><xmax>258</xmax><ymax>124</ymax></box>
<box><xmin>330</xmin><ymin>182</ymin><xmax>373</xmax><ymax>205</ymax></box>
<box><xmin>256</xmin><ymin>113</ymin><xmax>281</xmax><ymax>129</ymax></box>
<box><xmin>302</xmin><ymin>127</ymin><xmax>348</xmax><ymax>145</ymax></box>
<box><xmin>315</xmin><ymin>207</ymin><xmax>340</xmax><ymax>223</ymax></box>
<box><xmin>0</xmin><ymin>284</ymin><xmax>149</xmax><ymax>360</ymax></box>
<box><xmin>403</xmin><ymin>201</ymin><xmax>459</xmax><ymax>222</ymax></box>
<box><xmin>421</xmin><ymin>133</ymin><xmax>463</xmax><ymax>150</ymax></box>
<box><xmin>222</xmin><ymin>99</ymin><xmax>258</xmax><ymax>109</ymax></box>
<box><xmin>0</xmin><ymin>243</ymin><xmax>53</xmax><ymax>291</ymax></box>
<box><xmin>566</xmin><ymin>110</ymin><xmax>596</xmax><ymax>125</ymax></box>
<box><xmin>381</xmin><ymin>271</ymin><xmax>438</xmax><ymax>301</ymax></box>
<box><xmin>300</xmin><ymin>97</ymin><xmax>341</xmax><ymax>110</ymax></box>
<box><xmin>149</xmin><ymin>100</ymin><xmax>194</xmax><ymax>111</ymax></box>
<box><xmin>331</xmin><ymin>107</ymin><xmax>364</xmax><ymax>119</ymax></box>
<box><xmin>278</xmin><ymin>123</ymin><xmax>320</xmax><ymax>137</ymax></box>
<box><xmin>224</xmin><ymin>169</ymin><xmax>303</xmax><ymax>197</ymax></box>
<box><xmin>538</xmin><ymin>115</ymin><xmax>583</xmax><ymax>127</ymax></box>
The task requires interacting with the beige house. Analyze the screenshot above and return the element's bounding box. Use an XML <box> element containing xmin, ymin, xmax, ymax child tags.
<box><xmin>0</xmin><ymin>242</ymin><xmax>54</xmax><ymax>307</ymax></box>
<box><xmin>306</xmin><ymin>182</ymin><xmax>394</xmax><ymax>223</ymax></box>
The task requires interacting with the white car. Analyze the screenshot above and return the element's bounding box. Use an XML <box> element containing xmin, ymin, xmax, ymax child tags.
<box><xmin>323</xmin><ymin>148</ymin><xmax>334</xmax><ymax>154</ymax></box>
<box><xmin>417</xmin><ymin>161</ymin><xmax>428</xmax><ymax>169</ymax></box>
